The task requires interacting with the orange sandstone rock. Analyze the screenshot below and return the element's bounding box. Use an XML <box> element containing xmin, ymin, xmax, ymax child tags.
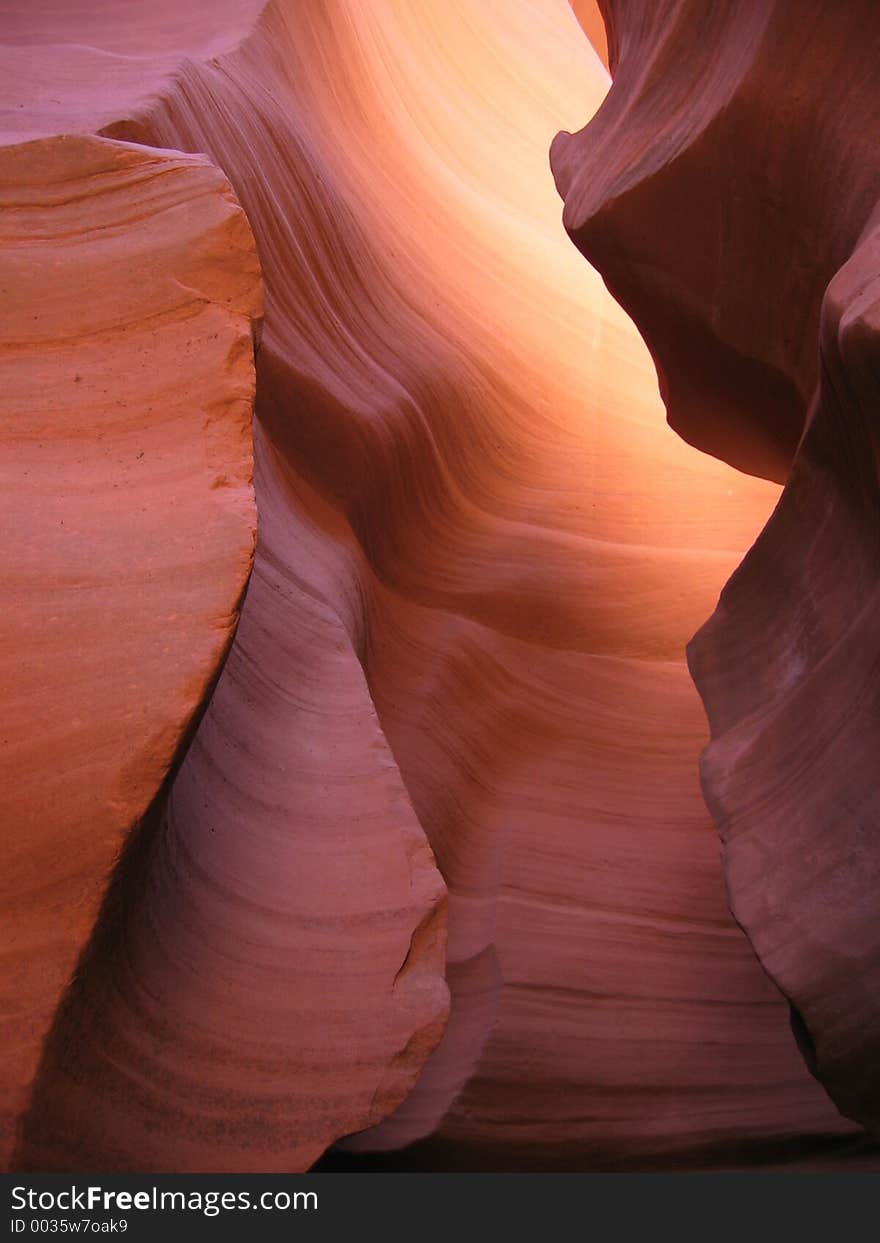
<box><xmin>4</xmin><ymin>0</ymin><xmax>870</xmax><ymax>1171</ymax></box>
<box><xmin>0</xmin><ymin>133</ymin><xmax>260</xmax><ymax>1165</ymax></box>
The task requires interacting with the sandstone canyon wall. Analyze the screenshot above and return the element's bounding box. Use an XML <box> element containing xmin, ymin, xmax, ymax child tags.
<box><xmin>1</xmin><ymin>0</ymin><xmax>876</xmax><ymax>1171</ymax></box>
<box><xmin>552</xmin><ymin>0</ymin><xmax>880</xmax><ymax>1140</ymax></box>
<box><xmin>0</xmin><ymin>131</ymin><xmax>261</xmax><ymax>1162</ymax></box>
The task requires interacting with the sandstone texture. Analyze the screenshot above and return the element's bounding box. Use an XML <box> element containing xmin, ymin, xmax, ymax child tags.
<box><xmin>0</xmin><ymin>131</ymin><xmax>261</xmax><ymax>1165</ymax></box>
<box><xmin>552</xmin><ymin>0</ymin><xmax>880</xmax><ymax>1137</ymax></box>
<box><xmin>3</xmin><ymin>0</ymin><xmax>877</xmax><ymax>1171</ymax></box>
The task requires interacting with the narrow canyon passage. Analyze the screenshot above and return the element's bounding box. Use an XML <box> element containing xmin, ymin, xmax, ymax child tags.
<box><xmin>2</xmin><ymin>0</ymin><xmax>874</xmax><ymax>1172</ymax></box>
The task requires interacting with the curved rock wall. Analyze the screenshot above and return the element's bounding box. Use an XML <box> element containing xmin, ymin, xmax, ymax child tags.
<box><xmin>552</xmin><ymin>0</ymin><xmax>880</xmax><ymax>1136</ymax></box>
<box><xmin>4</xmin><ymin>0</ymin><xmax>873</xmax><ymax>1169</ymax></box>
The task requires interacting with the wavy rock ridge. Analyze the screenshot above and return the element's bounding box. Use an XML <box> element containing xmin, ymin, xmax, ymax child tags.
<box><xmin>3</xmin><ymin>0</ymin><xmax>874</xmax><ymax>1170</ymax></box>
<box><xmin>552</xmin><ymin>0</ymin><xmax>880</xmax><ymax>1136</ymax></box>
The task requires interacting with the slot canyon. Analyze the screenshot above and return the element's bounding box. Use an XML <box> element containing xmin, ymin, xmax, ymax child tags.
<box><xmin>1</xmin><ymin>0</ymin><xmax>878</xmax><ymax>1173</ymax></box>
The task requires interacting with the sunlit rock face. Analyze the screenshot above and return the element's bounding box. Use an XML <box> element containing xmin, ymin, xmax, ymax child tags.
<box><xmin>1</xmin><ymin>0</ymin><xmax>872</xmax><ymax>1171</ymax></box>
<box><xmin>0</xmin><ymin>132</ymin><xmax>260</xmax><ymax>1165</ymax></box>
<box><xmin>553</xmin><ymin>0</ymin><xmax>880</xmax><ymax>1137</ymax></box>
<box><xmin>570</xmin><ymin>1</ymin><xmax>609</xmax><ymax>68</ymax></box>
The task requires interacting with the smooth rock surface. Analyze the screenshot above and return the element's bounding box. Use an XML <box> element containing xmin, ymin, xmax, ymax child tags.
<box><xmin>17</xmin><ymin>426</ymin><xmax>449</xmax><ymax>1172</ymax></box>
<box><xmin>553</xmin><ymin>0</ymin><xmax>880</xmax><ymax>1136</ymax></box>
<box><xmin>4</xmin><ymin>0</ymin><xmax>874</xmax><ymax>1170</ymax></box>
<box><xmin>0</xmin><ymin>132</ymin><xmax>260</xmax><ymax>1165</ymax></box>
<box><xmin>137</xmin><ymin>0</ymin><xmax>844</xmax><ymax>1167</ymax></box>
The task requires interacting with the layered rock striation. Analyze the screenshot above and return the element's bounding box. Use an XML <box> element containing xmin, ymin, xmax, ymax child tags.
<box><xmin>0</xmin><ymin>132</ymin><xmax>261</xmax><ymax>1163</ymax></box>
<box><xmin>552</xmin><ymin>0</ymin><xmax>880</xmax><ymax>1136</ymax></box>
<box><xmin>3</xmin><ymin>0</ymin><xmax>874</xmax><ymax>1170</ymax></box>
